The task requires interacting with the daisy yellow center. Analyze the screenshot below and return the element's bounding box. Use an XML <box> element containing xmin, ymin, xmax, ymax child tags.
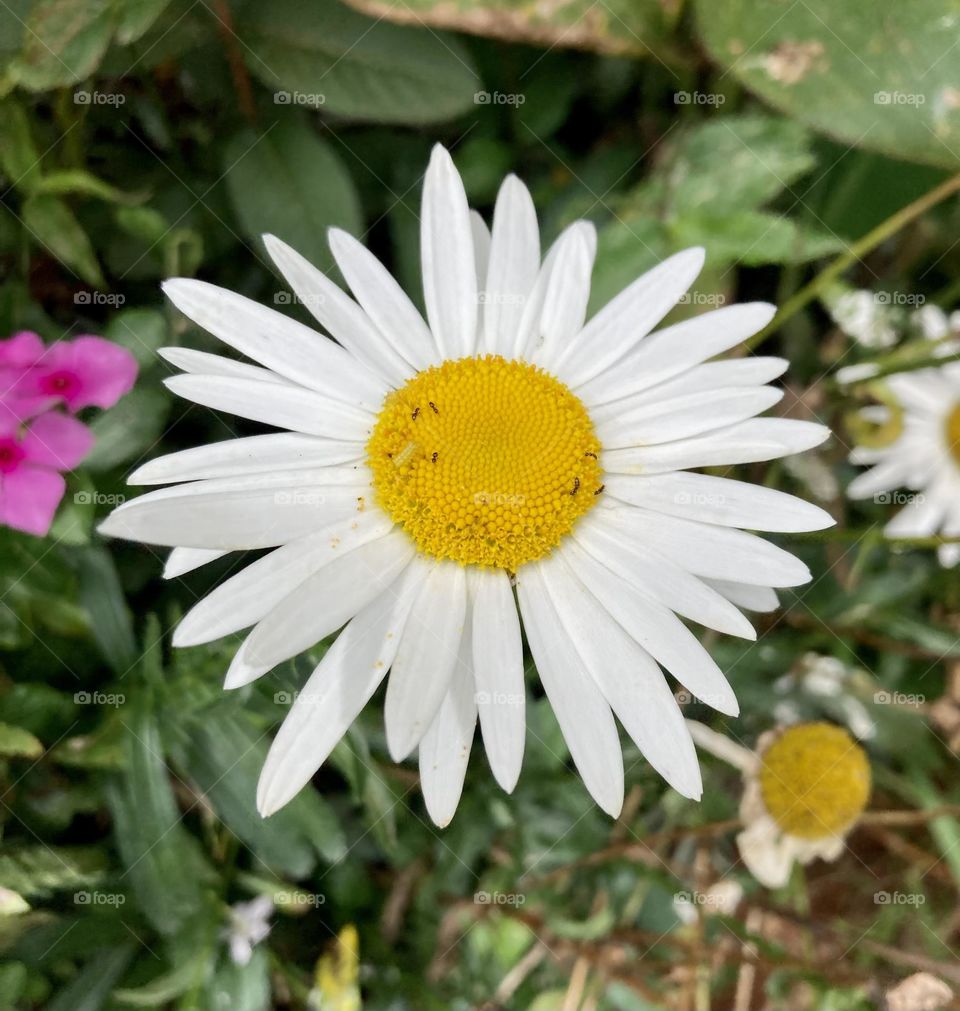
<box><xmin>758</xmin><ymin>722</ymin><xmax>870</xmax><ymax>840</ymax></box>
<box><xmin>945</xmin><ymin>401</ymin><xmax>960</xmax><ymax>466</ymax></box>
<box><xmin>367</xmin><ymin>355</ymin><xmax>602</xmax><ymax>569</ymax></box>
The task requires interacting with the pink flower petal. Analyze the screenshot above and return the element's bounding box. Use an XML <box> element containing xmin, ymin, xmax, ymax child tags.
<box><xmin>0</xmin><ymin>332</ymin><xmax>44</xmax><ymax>369</ymax></box>
<box><xmin>40</xmin><ymin>336</ymin><xmax>138</xmax><ymax>411</ymax></box>
<box><xmin>0</xmin><ymin>465</ymin><xmax>66</xmax><ymax>536</ymax></box>
<box><xmin>22</xmin><ymin>412</ymin><xmax>94</xmax><ymax>470</ymax></box>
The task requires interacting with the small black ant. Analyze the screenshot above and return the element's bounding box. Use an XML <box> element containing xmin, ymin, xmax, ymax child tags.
<box><xmin>584</xmin><ymin>452</ymin><xmax>597</xmax><ymax>460</ymax></box>
<box><xmin>431</xmin><ymin>452</ymin><xmax>438</xmax><ymax>464</ymax></box>
<box><xmin>571</xmin><ymin>477</ymin><xmax>580</xmax><ymax>495</ymax></box>
<box><xmin>594</xmin><ymin>484</ymin><xmax>605</xmax><ymax>496</ymax></box>
<box><xmin>411</xmin><ymin>406</ymin><xmax>421</xmax><ymax>421</ymax></box>
<box><xmin>428</xmin><ymin>401</ymin><xmax>439</xmax><ymax>414</ymax></box>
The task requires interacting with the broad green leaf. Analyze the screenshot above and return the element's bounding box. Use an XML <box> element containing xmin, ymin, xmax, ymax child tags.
<box><xmin>11</xmin><ymin>0</ymin><xmax>116</xmax><ymax>92</ymax></box>
<box><xmin>104</xmin><ymin>308</ymin><xmax>169</xmax><ymax>369</ymax></box>
<box><xmin>105</xmin><ymin>692</ymin><xmax>213</xmax><ymax>936</ymax></box>
<box><xmin>83</xmin><ymin>386</ymin><xmax>170</xmax><ymax>471</ymax></box>
<box><xmin>21</xmin><ymin>194</ymin><xmax>104</xmax><ymax>288</ymax></box>
<box><xmin>0</xmin><ymin>721</ymin><xmax>43</xmax><ymax>758</ymax></box>
<box><xmin>223</xmin><ymin>119</ymin><xmax>361</xmax><ymax>273</ymax></box>
<box><xmin>0</xmin><ymin>98</ymin><xmax>41</xmax><ymax>190</ymax></box>
<box><xmin>695</xmin><ymin>0</ymin><xmax>960</xmax><ymax>168</ymax></box>
<box><xmin>342</xmin><ymin>0</ymin><xmax>676</xmax><ymax>57</ymax></box>
<box><xmin>76</xmin><ymin>546</ymin><xmax>138</xmax><ymax>675</ymax></box>
<box><xmin>238</xmin><ymin>0</ymin><xmax>479</xmax><ymax>124</ymax></box>
<box><xmin>0</xmin><ymin>845</ymin><xmax>108</xmax><ymax>899</ymax></box>
<box><xmin>45</xmin><ymin>944</ymin><xmax>135</xmax><ymax>1011</ymax></box>
<box><xmin>114</xmin><ymin>0</ymin><xmax>173</xmax><ymax>44</ymax></box>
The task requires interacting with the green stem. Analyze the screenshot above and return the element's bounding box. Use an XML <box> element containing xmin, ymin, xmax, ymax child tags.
<box><xmin>787</xmin><ymin>528</ymin><xmax>960</xmax><ymax>548</ymax></box>
<box><xmin>747</xmin><ymin>170</ymin><xmax>960</xmax><ymax>350</ymax></box>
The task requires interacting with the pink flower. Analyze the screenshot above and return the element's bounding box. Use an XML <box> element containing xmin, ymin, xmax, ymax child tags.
<box><xmin>3</xmin><ymin>333</ymin><xmax>138</xmax><ymax>415</ymax></box>
<box><xmin>0</xmin><ymin>413</ymin><xmax>94</xmax><ymax>536</ymax></box>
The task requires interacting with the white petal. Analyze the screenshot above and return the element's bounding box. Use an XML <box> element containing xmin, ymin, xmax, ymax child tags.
<box><xmin>530</xmin><ymin>224</ymin><xmax>595</xmax><ymax>371</ymax></box>
<box><xmin>736</xmin><ymin>817</ymin><xmax>793</xmax><ymax>888</ymax></box>
<box><xmin>599</xmin><ymin>505</ymin><xmax>811</xmax><ymax>588</ymax></box>
<box><xmin>602</xmin><ymin>418</ymin><xmax>830</xmax><ymax>475</ymax></box>
<box><xmin>130</xmin><ymin>433</ymin><xmax>363</xmax><ymax>485</ymax></box>
<box><xmin>421</xmin><ymin>145</ymin><xmax>477</xmax><ymax>359</ymax></box>
<box><xmin>561</xmin><ymin>540</ymin><xmax>739</xmax><ymax>716</ymax></box>
<box><xmin>163</xmin><ymin>547</ymin><xmax>226</xmax><ymax>579</ymax></box>
<box><xmin>574</xmin><ymin>512</ymin><xmax>756</xmax><ymax>639</ymax></box>
<box><xmin>578</xmin><ymin>302</ymin><xmax>776</xmax><ymax>407</ymax></box>
<box><xmin>846</xmin><ymin>459</ymin><xmax>910</xmax><ymax>499</ymax></box>
<box><xmin>385</xmin><ymin>561</ymin><xmax>467</xmax><ymax>760</ymax></box>
<box><xmin>482</xmin><ymin>175</ymin><xmax>539</xmax><ymax>356</ymax></box>
<box><xmin>555</xmin><ymin>247</ymin><xmax>705</xmax><ymax>388</ymax></box>
<box><xmin>161</xmin><ymin>278</ymin><xmax>386</xmax><ymax>406</ymax></box>
<box><xmin>604</xmin><ymin>473</ymin><xmax>834</xmax><ymax>532</ymax></box>
<box><xmin>596</xmin><ymin>386</ymin><xmax>783</xmax><ymax>449</ymax></box>
<box><xmin>158</xmin><ymin>347</ymin><xmax>295</xmax><ymax>385</ymax></box>
<box><xmin>470</xmin><ymin>567</ymin><xmax>525</xmax><ymax>792</ymax></box>
<box><xmin>516</xmin><ymin>562</ymin><xmax>624</xmax><ymax>817</ymax></box>
<box><xmin>470</xmin><ymin>210</ymin><xmax>491</xmax><ymax>288</ymax></box>
<box><xmin>590</xmin><ymin>357</ymin><xmax>788</xmax><ymax>424</ymax></box>
<box><xmin>164</xmin><ymin>374</ymin><xmax>373</xmax><ymax>441</ymax></box>
<box><xmin>513</xmin><ymin>222</ymin><xmax>595</xmax><ymax>360</ymax></box>
<box><xmin>263</xmin><ymin>233</ymin><xmax>413</xmax><ymax>385</ymax></box>
<box><xmin>704</xmin><ymin>579</ymin><xmax>779</xmax><ymax>613</ymax></box>
<box><xmin>419</xmin><ymin>614</ymin><xmax>477</xmax><ymax>828</ymax></box>
<box><xmin>539</xmin><ymin>551</ymin><xmax>702</xmax><ymax>799</ymax></box>
<box><xmin>243</xmin><ymin>531</ymin><xmax>415</xmax><ymax>668</ymax></box>
<box><xmin>328</xmin><ymin>228</ymin><xmax>437</xmax><ymax>369</ymax></box>
<box><xmin>99</xmin><ymin>471</ymin><xmax>372</xmax><ymax>549</ymax></box>
<box><xmin>224</xmin><ymin>638</ymin><xmax>271</xmax><ymax>689</ymax></box>
<box><xmin>173</xmin><ymin>509</ymin><xmax>394</xmax><ymax>646</ymax></box>
<box><xmin>256</xmin><ymin>562</ymin><xmax>422</xmax><ymax>816</ymax></box>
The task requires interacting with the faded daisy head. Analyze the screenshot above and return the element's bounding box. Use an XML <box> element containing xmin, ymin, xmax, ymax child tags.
<box><xmin>100</xmin><ymin>145</ymin><xmax>833</xmax><ymax>826</ymax></box>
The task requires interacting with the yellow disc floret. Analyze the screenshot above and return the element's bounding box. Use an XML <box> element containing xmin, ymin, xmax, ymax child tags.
<box><xmin>758</xmin><ymin>722</ymin><xmax>870</xmax><ymax>839</ymax></box>
<box><xmin>945</xmin><ymin>401</ymin><xmax>960</xmax><ymax>467</ymax></box>
<box><xmin>367</xmin><ymin>355</ymin><xmax>602</xmax><ymax>570</ymax></box>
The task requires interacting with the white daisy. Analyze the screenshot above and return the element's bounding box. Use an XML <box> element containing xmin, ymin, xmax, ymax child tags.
<box><xmin>100</xmin><ymin>145</ymin><xmax>832</xmax><ymax>826</ymax></box>
<box><xmin>224</xmin><ymin>895</ymin><xmax>273</xmax><ymax>966</ymax></box>
<box><xmin>847</xmin><ymin>362</ymin><xmax>960</xmax><ymax>567</ymax></box>
<box><xmin>687</xmin><ymin>721</ymin><xmax>871</xmax><ymax>888</ymax></box>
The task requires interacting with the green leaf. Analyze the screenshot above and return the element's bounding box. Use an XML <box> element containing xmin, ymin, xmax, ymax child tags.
<box><xmin>0</xmin><ymin>98</ymin><xmax>41</xmax><ymax>190</ymax></box>
<box><xmin>104</xmin><ymin>308</ymin><xmax>169</xmax><ymax>369</ymax></box>
<box><xmin>30</xmin><ymin>170</ymin><xmax>144</xmax><ymax>205</ymax></box>
<box><xmin>105</xmin><ymin>691</ymin><xmax>214</xmax><ymax>936</ymax></box>
<box><xmin>20</xmin><ymin>194</ymin><xmax>104</xmax><ymax>288</ymax></box>
<box><xmin>0</xmin><ymin>721</ymin><xmax>43</xmax><ymax>758</ymax></box>
<box><xmin>695</xmin><ymin>0</ymin><xmax>960</xmax><ymax>168</ymax></box>
<box><xmin>343</xmin><ymin>0</ymin><xmax>676</xmax><ymax>57</ymax></box>
<box><xmin>223</xmin><ymin>119</ymin><xmax>361</xmax><ymax>273</ymax></box>
<box><xmin>0</xmin><ymin>846</ymin><xmax>108</xmax><ymax>899</ymax></box>
<box><xmin>206</xmin><ymin>947</ymin><xmax>271</xmax><ymax>1011</ymax></box>
<box><xmin>113</xmin><ymin>946</ymin><xmax>211</xmax><ymax>1007</ymax></box>
<box><xmin>11</xmin><ymin>0</ymin><xmax>116</xmax><ymax>92</ymax></box>
<box><xmin>238</xmin><ymin>0</ymin><xmax>479</xmax><ymax>124</ymax></box>
<box><xmin>77</xmin><ymin>546</ymin><xmax>138</xmax><ymax>675</ymax></box>
<box><xmin>83</xmin><ymin>386</ymin><xmax>170</xmax><ymax>471</ymax></box>
<box><xmin>46</xmin><ymin>944</ymin><xmax>135</xmax><ymax>1011</ymax></box>
<box><xmin>114</xmin><ymin>0</ymin><xmax>173</xmax><ymax>45</ymax></box>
